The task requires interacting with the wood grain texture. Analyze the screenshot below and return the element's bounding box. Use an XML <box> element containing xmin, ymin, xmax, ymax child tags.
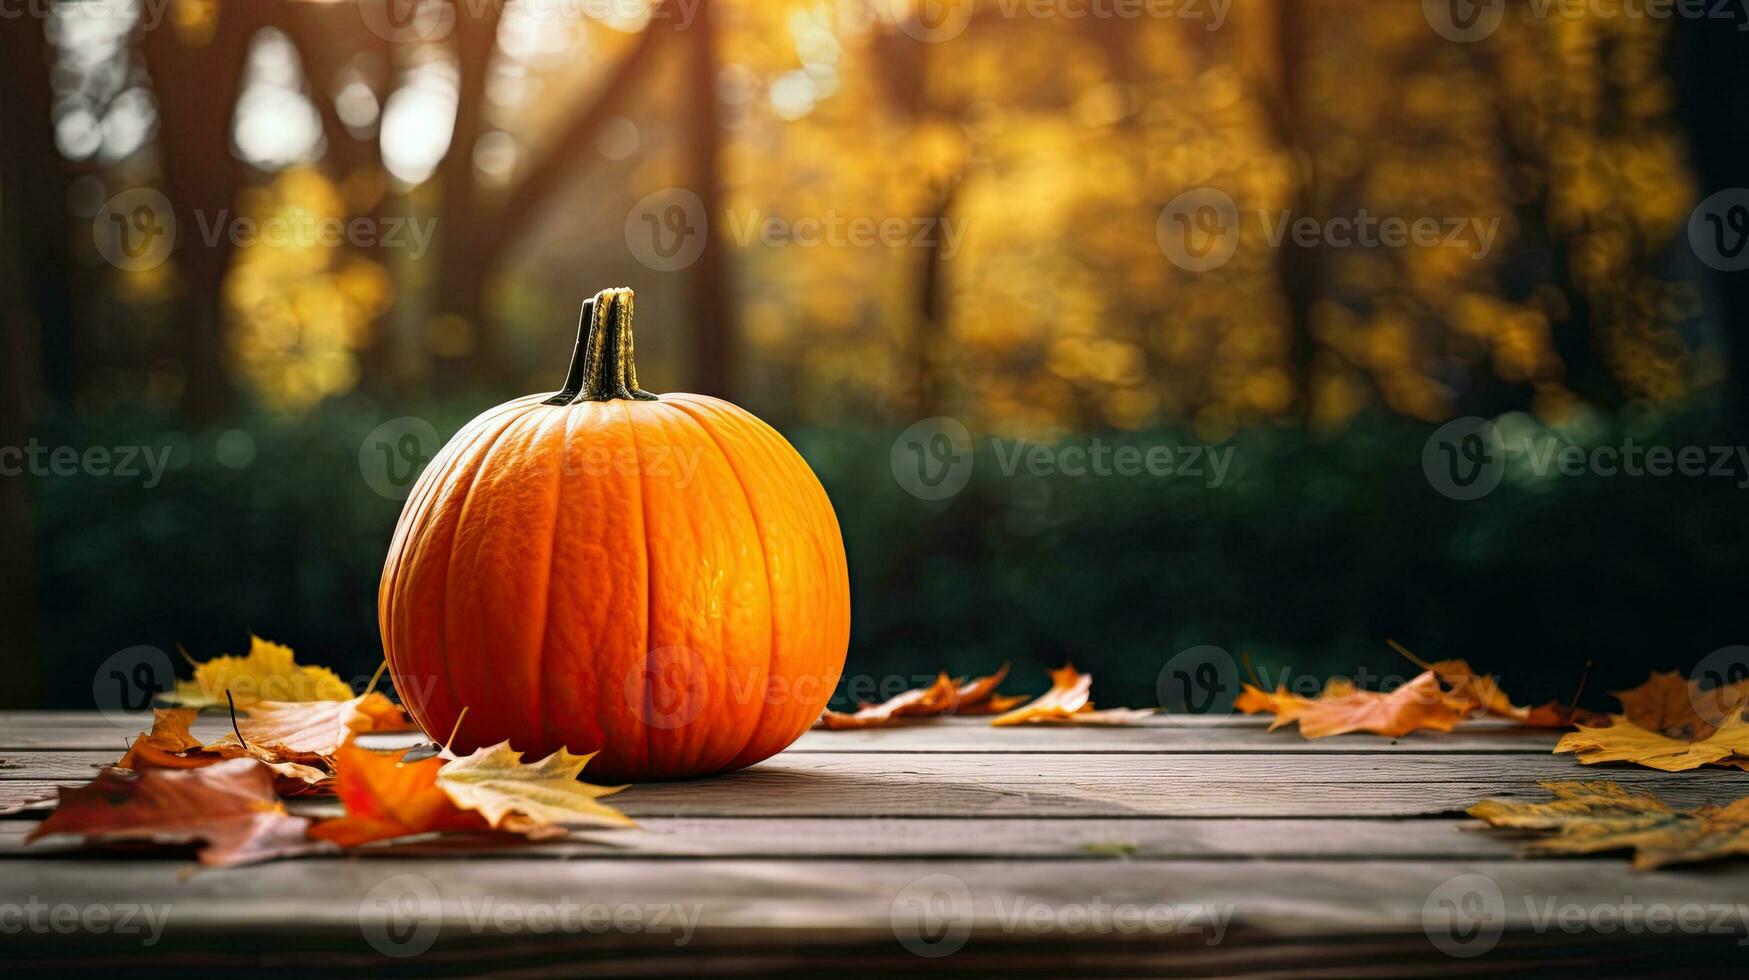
<box><xmin>5</xmin><ymin>857</ymin><xmax>1749</xmax><ymax>975</ymax></box>
<box><xmin>0</xmin><ymin>711</ymin><xmax>1569</xmax><ymax>752</ymax></box>
<box><xmin>6</xmin><ymin>752</ymin><xmax>1749</xmax><ymax>817</ymax></box>
<box><xmin>6</xmin><ymin>710</ymin><xmax>1749</xmax><ymax>975</ymax></box>
<box><xmin>3</xmin><ymin>815</ymin><xmax>1531</xmax><ymax>860</ymax></box>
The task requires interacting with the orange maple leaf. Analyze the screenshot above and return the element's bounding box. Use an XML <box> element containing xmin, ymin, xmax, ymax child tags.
<box><xmin>819</xmin><ymin>673</ymin><xmax>960</xmax><ymax>730</ymax></box>
<box><xmin>26</xmin><ymin>759</ymin><xmax>326</xmax><ymax>867</ymax></box>
<box><xmin>118</xmin><ymin>708</ymin><xmax>206</xmax><ymax>770</ymax></box>
<box><xmin>1236</xmin><ymin>683</ymin><xmax>1313</xmax><ymax>716</ymax></box>
<box><xmin>308</xmin><ymin>744</ymin><xmax>489</xmax><ymax>847</ymax></box>
<box><xmin>951</xmin><ymin>663</ymin><xmax>1029</xmax><ymax>715</ymax></box>
<box><xmin>1388</xmin><ymin>640</ymin><xmax>1605</xmax><ymax>728</ymax></box>
<box><xmin>990</xmin><ymin>665</ymin><xmax>1155</xmax><ymax>726</ymax></box>
<box><xmin>1254</xmin><ymin>670</ymin><xmax>1469</xmax><ymax>738</ymax></box>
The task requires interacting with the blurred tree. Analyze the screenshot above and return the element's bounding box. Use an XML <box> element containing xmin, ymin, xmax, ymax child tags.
<box><xmin>0</xmin><ymin>0</ymin><xmax>1724</xmax><ymax>430</ymax></box>
<box><xmin>2</xmin><ymin>16</ymin><xmax>75</xmax><ymax>412</ymax></box>
<box><xmin>1672</xmin><ymin>4</ymin><xmax>1749</xmax><ymax>434</ymax></box>
<box><xmin>139</xmin><ymin>0</ymin><xmax>263</xmax><ymax>422</ymax></box>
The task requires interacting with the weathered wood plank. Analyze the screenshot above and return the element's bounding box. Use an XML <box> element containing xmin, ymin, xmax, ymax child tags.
<box><xmin>4</xmin><ymin>857</ymin><xmax>1747</xmax><ymax>973</ymax></box>
<box><xmin>9</xmin><ymin>932</ymin><xmax>1744</xmax><ymax>977</ymax></box>
<box><xmin>0</xmin><ymin>727</ymin><xmax>1569</xmax><ymax>772</ymax></box>
<box><xmin>6</xmin><ymin>754</ymin><xmax>1747</xmax><ymax>817</ymax></box>
<box><xmin>2</xmin><ymin>815</ymin><xmax>1533</xmax><ymax>860</ymax></box>
<box><xmin>0</xmin><ymin>712</ymin><xmax>1569</xmax><ymax>753</ymax></box>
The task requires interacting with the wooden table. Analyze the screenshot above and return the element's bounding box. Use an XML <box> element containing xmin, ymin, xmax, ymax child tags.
<box><xmin>5</xmin><ymin>711</ymin><xmax>1749</xmax><ymax>975</ymax></box>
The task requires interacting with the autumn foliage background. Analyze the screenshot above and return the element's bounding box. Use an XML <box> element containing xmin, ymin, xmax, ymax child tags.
<box><xmin>5</xmin><ymin>1</ymin><xmax>1749</xmax><ymax>712</ymax></box>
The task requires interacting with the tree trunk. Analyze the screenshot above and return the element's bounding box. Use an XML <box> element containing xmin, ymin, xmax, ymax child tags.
<box><xmin>430</xmin><ymin>3</ymin><xmax>506</xmax><ymax>386</ymax></box>
<box><xmin>1265</xmin><ymin>0</ymin><xmax>1321</xmax><ymax>410</ymax></box>
<box><xmin>684</xmin><ymin>0</ymin><xmax>733</xmax><ymax>399</ymax></box>
<box><xmin>2</xmin><ymin>16</ymin><xmax>76</xmax><ymax>414</ymax></box>
<box><xmin>0</xmin><ymin>35</ymin><xmax>46</xmax><ymax>707</ymax></box>
<box><xmin>140</xmin><ymin>9</ymin><xmax>263</xmax><ymax>423</ymax></box>
<box><xmin>273</xmin><ymin>2</ymin><xmax>399</xmax><ymax>390</ymax></box>
<box><xmin>914</xmin><ymin>178</ymin><xmax>959</xmax><ymax>418</ymax></box>
<box><xmin>1670</xmin><ymin>6</ymin><xmax>1749</xmax><ymax>435</ymax></box>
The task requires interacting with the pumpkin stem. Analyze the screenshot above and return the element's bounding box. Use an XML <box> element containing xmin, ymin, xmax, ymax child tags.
<box><xmin>545</xmin><ymin>287</ymin><xmax>659</xmax><ymax>405</ymax></box>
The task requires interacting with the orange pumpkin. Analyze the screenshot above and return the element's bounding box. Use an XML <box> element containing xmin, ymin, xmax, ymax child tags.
<box><xmin>380</xmin><ymin>288</ymin><xmax>849</xmax><ymax>781</ymax></box>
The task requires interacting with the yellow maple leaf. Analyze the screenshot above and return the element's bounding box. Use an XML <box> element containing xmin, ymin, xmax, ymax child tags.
<box><xmin>171</xmin><ymin>635</ymin><xmax>353</xmax><ymax>708</ymax></box>
<box><xmin>436</xmin><ymin>742</ymin><xmax>633</xmax><ymax>832</ymax></box>
<box><xmin>1556</xmin><ymin>711</ymin><xmax>1749</xmax><ymax>772</ymax></box>
<box><xmin>1468</xmin><ymin>780</ymin><xmax>1749</xmax><ymax>869</ymax></box>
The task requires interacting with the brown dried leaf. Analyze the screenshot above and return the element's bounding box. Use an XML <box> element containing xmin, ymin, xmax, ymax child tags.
<box><xmin>25</xmin><ymin>759</ymin><xmax>327</xmax><ymax>867</ymax></box>
<box><xmin>1468</xmin><ymin>781</ymin><xmax>1749</xmax><ymax>869</ymax></box>
<box><xmin>819</xmin><ymin>673</ymin><xmax>959</xmax><ymax>730</ymax></box>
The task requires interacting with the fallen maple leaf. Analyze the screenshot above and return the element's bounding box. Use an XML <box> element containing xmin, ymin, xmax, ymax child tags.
<box><xmin>118</xmin><ymin>708</ymin><xmax>204</xmax><ymax>769</ymax></box>
<box><xmin>819</xmin><ymin>673</ymin><xmax>959</xmax><ymax>730</ymax></box>
<box><xmin>950</xmin><ymin>663</ymin><xmax>1029</xmax><ymax>715</ymax></box>
<box><xmin>954</xmin><ymin>662</ymin><xmax>1009</xmax><ymax>706</ymax></box>
<box><xmin>1556</xmin><ymin>711</ymin><xmax>1749</xmax><ymax>772</ymax></box>
<box><xmin>309</xmin><ymin>744</ymin><xmax>489</xmax><ymax>847</ymax></box>
<box><xmin>1388</xmin><ymin>640</ymin><xmax>1605</xmax><ymax>728</ymax></box>
<box><xmin>26</xmin><ymin>759</ymin><xmax>326</xmax><ymax>867</ymax></box>
<box><xmin>1252</xmin><ymin>670</ymin><xmax>1469</xmax><ymax>739</ymax></box>
<box><xmin>210</xmin><ymin>691</ymin><xmax>413</xmax><ymax>761</ymax></box>
<box><xmin>437</xmin><ymin>743</ymin><xmax>632</xmax><ymax>832</ymax></box>
<box><xmin>1468</xmin><ymin>780</ymin><xmax>1749</xmax><ymax>869</ymax></box>
<box><xmin>114</xmin><ymin>705</ymin><xmax>331</xmax><ymax>794</ymax></box>
<box><xmin>171</xmin><ymin>635</ymin><xmax>353</xmax><ymax>708</ymax></box>
<box><xmin>990</xmin><ymin>665</ymin><xmax>1155</xmax><ymax>727</ymax></box>
<box><xmin>1609</xmin><ymin>670</ymin><xmax>1749</xmax><ymax>741</ymax></box>
<box><xmin>1236</xmin><ymin>683</ymin><xmax>1313</xmax><ymax>716</ymax></box>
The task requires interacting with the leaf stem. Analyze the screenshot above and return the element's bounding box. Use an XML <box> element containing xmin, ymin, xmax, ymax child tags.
<box><xmin>1386</xmin><ymin>638</ymin><xmax>1435</xmax><ymax>672</ymax></box>
<box><xmin>225</xmin><ymin>690</ymin><xmax>247</xmax><ymax>750</ymax></box>
<box><xmin>442</xmin><ymin>706</ymin><xmax>471</xmax><ymax>757</ymax></box>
